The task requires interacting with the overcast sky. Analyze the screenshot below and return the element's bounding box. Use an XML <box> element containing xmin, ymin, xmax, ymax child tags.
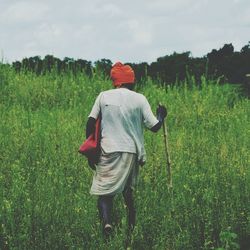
<box><xmin>0</xmin><ymin>0</ymin><xmax>249</xmax><ymax>63</ymax></box>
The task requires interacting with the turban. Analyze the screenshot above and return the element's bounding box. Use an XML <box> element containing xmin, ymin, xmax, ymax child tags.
<box><xmin>110</xmin><ymin>62</ymin><xmax>135</xmax><ymax>87</ymax></box>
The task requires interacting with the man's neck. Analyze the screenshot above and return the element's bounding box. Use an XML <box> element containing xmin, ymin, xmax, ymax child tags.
<box><xmin>117</xmin><ymin>84</ymin><xmax>134</xmax><ymax>91</ymax></box>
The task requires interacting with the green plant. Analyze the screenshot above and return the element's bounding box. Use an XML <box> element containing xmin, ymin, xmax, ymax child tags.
<box><xmin>215</xmin><ymin>228</ymin><xmax>240</xmax><ymax>250</ymax></box>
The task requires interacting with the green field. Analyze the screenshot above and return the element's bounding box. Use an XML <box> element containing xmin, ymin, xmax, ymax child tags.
<box><xmin>0</xmin><ymin>64</ymin><xmax>249</xmax><ymax>249</ymax></box>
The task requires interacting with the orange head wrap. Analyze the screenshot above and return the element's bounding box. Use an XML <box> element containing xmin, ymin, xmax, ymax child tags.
<box><xmin>110</xmin><ymin>62</ymin><xmax>135</xmax><ymax>87</ymax></box>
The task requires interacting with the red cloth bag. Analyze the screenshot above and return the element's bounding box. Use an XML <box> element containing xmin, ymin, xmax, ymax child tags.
<box><xmin>78</xmin><ymin>117</ymin><xmax>101</xmax><ymax>162</ymax></box>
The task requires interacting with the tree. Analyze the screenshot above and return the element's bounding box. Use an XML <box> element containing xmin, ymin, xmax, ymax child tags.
<box><xmin>94</xmin><ymin>59</ymin><xmax>112</xmax><ymax>76</ymax></box>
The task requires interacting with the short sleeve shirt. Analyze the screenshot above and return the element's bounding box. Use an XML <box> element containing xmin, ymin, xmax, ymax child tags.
<box><xmin>88</xmin><ymin>88</ymin><xmax>158</xmax><ymax>162</ymax></box>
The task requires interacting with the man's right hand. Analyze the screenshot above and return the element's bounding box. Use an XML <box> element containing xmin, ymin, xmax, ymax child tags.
<box><xmin>156</xmin><ymin>105</ymin><xmax>167</xmax><ymax>121</ymax></box>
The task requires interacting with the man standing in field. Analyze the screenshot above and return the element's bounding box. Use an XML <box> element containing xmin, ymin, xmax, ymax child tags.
<box><xmin>86</xmin><ymin>62</ymin><xmax>166</xmax><ymax>235</ymax></box>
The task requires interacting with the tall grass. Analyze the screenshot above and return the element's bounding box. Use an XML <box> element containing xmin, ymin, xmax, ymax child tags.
<box><xmin>0</xmin><ymin>64</ymin><xmax>249</xmax><ymax>249</ymax></box>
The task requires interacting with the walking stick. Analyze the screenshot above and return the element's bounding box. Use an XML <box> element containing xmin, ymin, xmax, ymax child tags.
<box><xmin>159</xmin><ymin>104</ymin><xmax>173</xmax><ymax>193</ymax></box>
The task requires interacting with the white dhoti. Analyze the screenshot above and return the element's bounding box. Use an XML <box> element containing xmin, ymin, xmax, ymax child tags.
<box><xmin>90</xmin><ymin>150</ymin><xmax>139</xmax><ymax>196</ymax></box>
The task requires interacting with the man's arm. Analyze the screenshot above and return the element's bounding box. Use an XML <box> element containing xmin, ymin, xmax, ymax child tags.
<box><xmin>85</xmin><ymin>117</ymin><xmax>97</xmax><ymax>170</ymax></box>
<box><xmin>86</xmin><ymin>117</ymin><xmax>96</xmax><ymax>138</ymax></box>
<box><xmin>86</xmin><ymin>92</ymin><xmax>102</xmax><ymax>138</ymax></box>
<box><xmin>150</xmin><ymin>105</ymin><xmax>167</xmax><ymax>133</ymax></box>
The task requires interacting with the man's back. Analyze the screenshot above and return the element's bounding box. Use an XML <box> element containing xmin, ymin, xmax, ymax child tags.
<box><xmin>89</xmin><ymin>87</ymin><xmax>158</xmax><ymax>161</ymax></box>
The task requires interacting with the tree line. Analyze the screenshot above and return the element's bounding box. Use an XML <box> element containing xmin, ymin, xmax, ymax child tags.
<box><xmin>12</xmin><ymin>42</ymin><xmax>250</xmax><ymax>87</ymax></box>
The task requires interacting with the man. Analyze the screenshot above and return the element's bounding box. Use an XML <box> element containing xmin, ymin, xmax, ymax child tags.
<box><xmin>86</xmin><ymin>62</ymin><xmax>167</xmax><ymax>235</ymax></box>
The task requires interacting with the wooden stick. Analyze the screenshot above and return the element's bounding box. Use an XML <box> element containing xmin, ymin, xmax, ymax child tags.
<box><xmin>162</xmin><ymin>120</ymin><xmax>172</xmax><ymax>190</ymax></box>
<box><xmin>159</xmin><ymin>103</ymin><xmax>172</xmax><ymax>191</ymax></box>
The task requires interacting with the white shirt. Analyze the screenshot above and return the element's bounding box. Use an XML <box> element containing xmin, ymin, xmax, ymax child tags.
<box><xmin>88</xmin><ymin>88</ymin><xmax>158</xmax><ymax>163</ymax></box>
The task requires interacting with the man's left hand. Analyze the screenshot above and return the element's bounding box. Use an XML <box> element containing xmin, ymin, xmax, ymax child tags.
<box><xmin>88</xmin><ymin>158</ymin><xmax>96</xmax><ymax>170</ymax></box>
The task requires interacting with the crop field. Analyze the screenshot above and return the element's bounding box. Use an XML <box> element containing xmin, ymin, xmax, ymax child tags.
<box><xmin>0</xmin><ymin>64</ymin><xmax>249</xmax><ymax>249</ymax></box>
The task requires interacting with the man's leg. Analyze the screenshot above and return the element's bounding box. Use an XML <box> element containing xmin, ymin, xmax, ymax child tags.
<box><xmin>123</xmin><ymin>187</ymin><xmax>136</xmax><ymax>230</ymax></box>
<box><xmin>97</xmin><ymin>195</ymin><xmax>114</xmax><ymax>235</ymax></box>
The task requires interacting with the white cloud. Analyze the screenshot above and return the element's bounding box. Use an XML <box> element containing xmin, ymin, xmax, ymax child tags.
<box><xmin>93</xmin><ymin>3</ymin><xmax>122</xmax><ymax>17</ymax></box>
<box><xmin>1</xmin><ymin>1</ymin><xmax>49</xmax><ymax>23</ymax></box>
<box><xmin>0</xmin><ymin>0</ymin><xmax>249</xmax><ymax>63</ymax></box>
<box><xmin>125</xmin><ymin>19</ymin><xmax>153</xmax><ymax>45</ymax></box>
